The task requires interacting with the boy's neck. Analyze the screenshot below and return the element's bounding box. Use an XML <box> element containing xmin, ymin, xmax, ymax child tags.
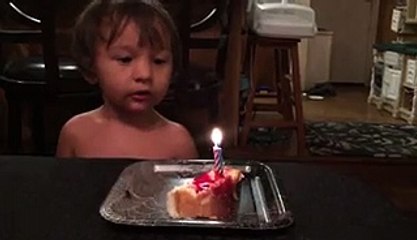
<box><xmin>99</xmin><ymin>104</ymin><xmax>162</xmax><ymax>130</ymax></box>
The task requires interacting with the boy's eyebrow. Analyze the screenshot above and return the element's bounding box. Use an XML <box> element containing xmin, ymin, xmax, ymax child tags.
<box><xmin>154</xmin><ymin>49</ymin><xmax>172</xmax><ymax>55</ymax></box>
<box><xmin>107</xmin><ymin>44</ymin><xmax>135</xmax><ymax>51</ymax></box>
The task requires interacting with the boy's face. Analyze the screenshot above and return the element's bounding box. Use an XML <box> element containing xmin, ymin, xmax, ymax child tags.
<box><xmin>93</xmin><ymin>20</ymin><xmax>173</xmax><ymax>114</ymax></box>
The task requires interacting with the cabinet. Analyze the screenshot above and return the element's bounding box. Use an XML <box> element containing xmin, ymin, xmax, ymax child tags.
<box><xmin>398</xmin><ymin>53</ymin><xmax>417</xmax><ymax>123</ymax></box>
<box><xmin>368</xmin><ymin>43</ymin><xmax>417</xmax><ymax>119</ymax></box>
<box><xmin>368</xmin><ymin>1</ymin><xmax>417</xmax><ymax>123</ymax></box>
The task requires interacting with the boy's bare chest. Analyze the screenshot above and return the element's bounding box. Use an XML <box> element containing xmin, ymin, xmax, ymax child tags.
<box><xmin>76</xmin><ymin>125</ymin><xmax>176</xmax><ymax>159</ymax></box>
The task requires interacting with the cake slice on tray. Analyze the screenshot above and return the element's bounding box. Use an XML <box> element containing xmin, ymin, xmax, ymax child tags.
<box><xmin>166</xmin><ymin>167</ymin><xmax>244</xmax><ymax>219</ymax></box>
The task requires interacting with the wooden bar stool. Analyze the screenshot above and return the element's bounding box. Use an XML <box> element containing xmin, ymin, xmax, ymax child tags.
<box><xmin>240</xmin><ymin>35</ymin><xmax>305</xmax><ymax>155</ymax></box>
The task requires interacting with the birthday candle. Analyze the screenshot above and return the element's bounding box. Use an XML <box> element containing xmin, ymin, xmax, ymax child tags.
<box><xmin>211</xmin><ymin>128</ymin><xmax>224</xmax><ymax>175</ymax></box>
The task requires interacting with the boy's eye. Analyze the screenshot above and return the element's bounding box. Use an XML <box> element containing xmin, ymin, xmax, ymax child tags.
<box><xmin>116</xmin><ymin>56</ymin><xmax>132</xmax><ymax>64</ymax></box>
<box><xmin>154</xmin><ymin>58</ymin><xmax>167</xmax><ymax>65</ymax></box>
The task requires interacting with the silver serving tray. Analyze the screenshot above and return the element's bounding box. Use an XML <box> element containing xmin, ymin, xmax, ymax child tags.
<box><xmin>99</xmin><ymin>160</ymin><xmax>293</xmax><ymax>230</ymax></box>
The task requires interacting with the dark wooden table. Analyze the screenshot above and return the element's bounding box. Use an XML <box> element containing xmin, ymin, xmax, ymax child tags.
<box><xmin>1</xmin><ymin>156</ymin><xmax>417</xmax><ymax>240</ymax></box>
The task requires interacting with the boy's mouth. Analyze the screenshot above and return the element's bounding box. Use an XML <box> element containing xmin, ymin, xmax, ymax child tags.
<box><xmin>130</xmin><ymin>90</ymin><xmax>151</xmax><ymax>101</ymax></box>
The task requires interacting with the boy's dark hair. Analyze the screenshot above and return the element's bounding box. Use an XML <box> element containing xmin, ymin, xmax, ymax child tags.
<box><xmin>72</xmin><ymin>0</ymin><xmax>181</xmax><ymax>79</ymax></box>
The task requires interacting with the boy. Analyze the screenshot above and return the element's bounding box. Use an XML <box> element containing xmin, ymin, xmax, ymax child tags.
<box><xmin>56</xmin><ymin>0</ymin><xmax>198</xmax><ymax>159</ymax></box>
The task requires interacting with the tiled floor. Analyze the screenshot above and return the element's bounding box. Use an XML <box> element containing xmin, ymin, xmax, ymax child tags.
<box><xmin>303</xmin><ymin>84</ymin><xmax>404</xmax><ymax>124</ymax></box>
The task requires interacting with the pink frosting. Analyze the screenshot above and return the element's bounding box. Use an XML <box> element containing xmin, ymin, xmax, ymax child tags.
<box><xmin>192</xmin><ymin>170</ymin><xmax>235</xmax><ymax>195</ymax></box>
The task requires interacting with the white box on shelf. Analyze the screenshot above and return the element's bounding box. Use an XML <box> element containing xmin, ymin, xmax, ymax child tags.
<box><xmin>382</xmin><ymin>67</ymin><xmax>402</xmax><ymax>101</ymax></box>
<box><xmin>406</xmin><ymin>58</ymin><xmax>417</xmax><ymax>86</ymax></box>
<box><xmin>384</xmin><ymin>51</ymin><xmax>403</xmax><ymax>68</ymax></box>
<box><xmin>391</xmin><ymin>8</ymin><xmax>404</xmax><ymax>32</ymax></box>
<box><xmin>390</xmin><ymin>6</ymin><xmax>417</xmax><ymax>33</ymax></box>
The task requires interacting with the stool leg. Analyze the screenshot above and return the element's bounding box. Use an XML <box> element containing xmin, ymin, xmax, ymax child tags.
<box><xmin>5</xmin><ymin>92</ymin><xmax>22</xmax><ymax>154</ymax></box>
<box><xmin>274</xmin><ymin>48</ymin><xmax>293</xmax><ymax>121</ymax></box>
<box><xmin>273</xmin><ymin>48</ymin><xmax>282</xmax><ymax>114</ymax></box>
<box><xmin>240</xmin><ymin>43</ymin><xmax>258</xmax><ymax>146</ymax></box>
<box><xmin>290</xmin><ymin>44</ymin><xmax>306</xmax><ymax>155</ymax></box>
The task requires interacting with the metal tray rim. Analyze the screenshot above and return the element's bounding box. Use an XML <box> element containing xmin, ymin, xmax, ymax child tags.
<box><xmin>99</xmin><ymin>159</ymin><xmax>294</xmax><ymax>230</ymax></box>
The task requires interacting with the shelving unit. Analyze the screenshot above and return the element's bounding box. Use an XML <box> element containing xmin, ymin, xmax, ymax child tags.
<box><xmin>398</xmin><ymin>53</ymin><xmax>417</xmax><ymax>123</ymax></box>
<box><xmin>367</xmin><ymin>50</ymin><xmax>384</xmax><ymax>108</ymax></box>
<box><xmin>381</xmin><ymin>64</ymin><xmax>403</xmax><ymax>116</ymax></box>
<box><xmin>398</xmin><ymin>85</ymin><xmax>417</xmax><ymax>123</ymax></box>
<box><xmin>368</xmin><ymin>2</ymin><xmax>417</xmax><ymax>124</ymax></box>
<box><xmin>369</xmin><ymin>43</ymin><xmax>407</xmax><ymax>117</ymax></box>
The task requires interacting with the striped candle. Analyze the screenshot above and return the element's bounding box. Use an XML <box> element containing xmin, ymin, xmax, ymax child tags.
<box><xmin>213</xmin><ymin>145</ymin><xmax>224</xmax><ymax>174</ymax></box>
<box><xmin>211</xmin><ymin>128</ymin><xmax>224</xmax><ymax>175</ymax></box>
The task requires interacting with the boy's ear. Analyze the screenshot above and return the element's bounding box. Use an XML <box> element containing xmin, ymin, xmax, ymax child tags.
<box><xmin>83</xmin><ymin>72</ymin><xmax>99</xmax><ymax>85</ymax></box>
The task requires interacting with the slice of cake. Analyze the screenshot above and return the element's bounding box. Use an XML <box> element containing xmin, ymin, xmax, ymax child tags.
<box><xmin>166</xmin><ymin>167</ymin><xmax>244</xmax><ymax>219</ymax></box>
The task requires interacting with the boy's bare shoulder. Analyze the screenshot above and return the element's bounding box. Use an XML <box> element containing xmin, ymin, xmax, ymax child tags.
<box><xmin>163</xmin><ymin>119</ymin><xmax>191</xmax><ymax>136</ymax></box>
<box><xmin>161</xmin><ymin>119</ymin><xmax>198</xmax><ymax>158</ymax></box>
<box><xmin>60</xmin><ymin>109</ymin><xmax>101</xmax><ymax>136</ymax></box>
<box><xmin>56</xmin><ymin>109</ymin><xmax>102</xmax><ymax>157</ymax></box>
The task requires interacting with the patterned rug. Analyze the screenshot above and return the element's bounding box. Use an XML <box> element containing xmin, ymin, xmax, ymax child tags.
<box><xmin>249</xmin><ymin>122</ymin><xmax>417</xmax><ymax>158</ymax></box>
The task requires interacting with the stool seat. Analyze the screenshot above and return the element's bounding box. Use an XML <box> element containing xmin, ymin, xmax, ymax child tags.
<box><xmin>240</xmin><ymin>35</ymin><xmax>306</xmax><ymax>155</ymax></box>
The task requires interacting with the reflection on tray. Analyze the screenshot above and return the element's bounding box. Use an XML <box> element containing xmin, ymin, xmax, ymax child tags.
<box><xmin>100</xmin><ymin>160</ymin><xmax>293</xmax><ymax>230</ymax></box>
<box><xmin>153</xmin><ymin>161</ymin><xmax>252</xmax><ymax>174</ymax></box>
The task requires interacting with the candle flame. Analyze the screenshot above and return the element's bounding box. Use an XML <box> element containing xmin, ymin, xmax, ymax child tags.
<box><xmin>211</xmin><ymin>128</ymin><xmax>223</xmax><ymax>146</ymax></box>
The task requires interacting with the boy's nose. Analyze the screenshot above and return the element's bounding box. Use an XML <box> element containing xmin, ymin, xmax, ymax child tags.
<box><xmin>133</xmin><ymin>57</ymin><xmax>151</xmax><ymax>82</ymax></box>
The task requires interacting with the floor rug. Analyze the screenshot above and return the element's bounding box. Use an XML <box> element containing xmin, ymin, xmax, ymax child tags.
<box><xmin>249</xmin><ymin>122</ymin><xmax>417</xmax><ymax>158</ymax></box>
